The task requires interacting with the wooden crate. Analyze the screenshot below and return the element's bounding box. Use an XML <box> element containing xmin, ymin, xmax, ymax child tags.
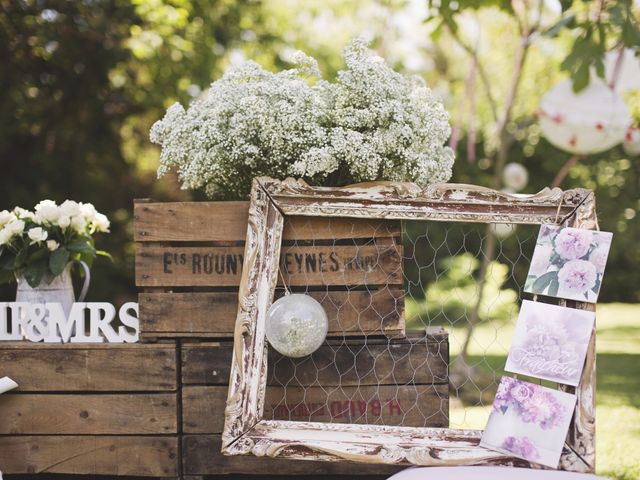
<box><xmin>180</xmin><ymin>329</ymin><xmax>449</xmax><ymax>476</ymax></box>
<box><xmin>0</xmin><ymin>343</ymin><xmax>179</xmax><ymax>477</ymax></box>
<box><xmin>134</xmin><ymin>200</ymin><xmax>405</xmax><ymax>340</ymax></box>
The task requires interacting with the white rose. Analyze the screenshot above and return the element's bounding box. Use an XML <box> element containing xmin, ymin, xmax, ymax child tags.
<box><xmin>71</xmin><ymin>215</ymin><xmax>88</xmax><ymax>233</ymax></box>
<box><xmin>93</xmin><ymin>213</ymin><xmax>110</xmax><ymax>233</ymax></box>
<box><xmin>28</xmin><ymin>227</ymin><xmax>48</xmax><ymax>244</ymax></box>
<box><xmin>79</xmin><ymin>202</ymin><xmax>97</xmax><ymax>220</ymax></box>
<box><xmin>0</xmin><ymin>210</ymin><xmax>16</xmax><ymax>227</ymax></box>
<box><xmin>12</xmin><ymin>207</ymin><xmax>35</xmax><ymax>221</ymax></box>
<box><xmin>57</xmin><ymin>215</ymin><xmax>71</xmax><ymax>230</ymax></box>
<box><xmin>34</xmin><ymin>200</ymin><xmax>60</xmax><ymax>223</ymax></box>
<box><xmin>59</xmin><ymin>200</ymin><xmax>81</xmax><ymax>218</ymax></box>
<box><xmin>0</xmin><ymin>227</ymin><xmax>12</xmax><ymax>246</ymax></box>
<box><xmin>5</xmin><ymin>219</ymin><xmax>25</xmax><ymax>236</ymax></box>
<box><xmin>46</xmin><ymin>239</ymin><xmax>60</xmax><ymax>251</ymax></box>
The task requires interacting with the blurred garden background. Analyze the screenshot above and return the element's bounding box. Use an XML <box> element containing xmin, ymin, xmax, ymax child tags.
<box><xmin>1</xmin><ymin>0</ymin><xmax>638</xmax><ymax>478</ymax></box>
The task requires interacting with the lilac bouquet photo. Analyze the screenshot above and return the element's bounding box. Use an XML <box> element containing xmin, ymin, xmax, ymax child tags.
<box><xmin>524</xmin><ymin>225</ymin><xmax>612</xmax><ymax>302</ymax></box>
<box><xmin>505</xmin><ymin>300</ymin><xmax>595</xmax><ymax>386</ymax></box>
<box><xmin>481</xmin><ymin>377</ymin><xmax>576</xmax><ymax>468</ymax></box>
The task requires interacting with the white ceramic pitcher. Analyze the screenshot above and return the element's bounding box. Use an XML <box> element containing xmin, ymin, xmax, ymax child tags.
<box><xmin>15</xmin><ymin>260</ymin><xmax>90</xmax><ymax>316</ymax></box>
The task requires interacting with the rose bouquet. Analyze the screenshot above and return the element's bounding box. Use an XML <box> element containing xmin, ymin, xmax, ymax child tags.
<box><xmin>525</xmin><ymin>225</ymin><xmax>612</xmax><ymax>302</ymax></box>
<box><xmin>0</xmin><ymin>200</ymin><xmax>110</xmax><ymax>287</ymax></box>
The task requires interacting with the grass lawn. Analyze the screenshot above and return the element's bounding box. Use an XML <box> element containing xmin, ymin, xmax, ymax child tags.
<box><xmin>447</xmin><ymin>303</ymin><xmax>640</xmax><ymax>480</ymax></box>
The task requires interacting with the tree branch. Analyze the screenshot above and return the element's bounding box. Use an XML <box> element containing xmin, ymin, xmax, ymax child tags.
<box><xmin>444</xmin><ymin>19</ymin><xmax>500</xmax><ymax>124</ymax></box>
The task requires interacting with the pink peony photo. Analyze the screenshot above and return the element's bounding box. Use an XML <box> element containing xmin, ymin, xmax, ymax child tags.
<box><xmin>524</xmin><ymin>225</ymin><xmax>612</xmax><ymax>302</ymax></box>
<box><xmin>481</xmin><ymin>377</ymin><xmax>577</xmax><ymax>468</ymax></box>
<box><xmin>505</xmin><ymin>300</ymin><xmax>595</xmax><ymax>386</ymax></box>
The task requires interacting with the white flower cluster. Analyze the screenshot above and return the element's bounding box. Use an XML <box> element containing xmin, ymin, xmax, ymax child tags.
<box><xmin>151</xmin><ymin>39</ymin><xmax>454</xmax><ymax>198</ymax></box>
<box><xmin>0</xmin><ymin>200</ymin><xmax>110</xmax><ymax>248</ymax></box>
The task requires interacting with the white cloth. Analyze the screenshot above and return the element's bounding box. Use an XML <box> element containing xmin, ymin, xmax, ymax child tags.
<box><xmin>388</xmin><ymin>466</ymin><xmax>608</xmax><ymax>480</ymax></box>
<box><xmin>0</xmin><ymin>377</ymin><xmax>18</xmax><ymax>394</ymax></box>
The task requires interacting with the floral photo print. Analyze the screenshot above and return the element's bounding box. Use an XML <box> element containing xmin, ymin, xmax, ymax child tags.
<box><xmin>505</xmin><ymin>300</ymin><xmax>595</xmax><ymax>386</ymax></box>
<box><xmin>524</xmin><ymin>225</ymin><xmax>612</xmax><ymax>302</ymax></box>
<box><xmin>480</xmin><ymin>377</ymin><xmax>577</xmax><ymax>468</ymax></box>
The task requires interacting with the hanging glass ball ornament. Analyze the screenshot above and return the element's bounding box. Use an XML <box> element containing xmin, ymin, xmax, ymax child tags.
<box><xmin>538</xmin><ymin>79</ymin><xmax>631</xmax><ymax>155</ymax></box>
<box><xmin>265</xmin><ymin>293</ymin><xmax>328</xmax><ymax>358</ymax></box>
<box><xmin>502</xmin><ymin>163</ymin><xmax>528</xmax><ymax>192</ymax></box>
<box><xmin>489</xmin><ymin>222</ymin><xmax>517</xmax><ymax>238</ymax></box>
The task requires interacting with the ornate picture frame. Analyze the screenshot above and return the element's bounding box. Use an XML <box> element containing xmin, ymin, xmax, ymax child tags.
<box><xmin>222</xmin><ymin>176</ymin><xmax>597</xmax><ymax>473</ymax></box>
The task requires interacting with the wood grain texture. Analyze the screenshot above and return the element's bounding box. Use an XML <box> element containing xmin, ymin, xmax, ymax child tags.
<box><xmin>0</xmin><ymin>343</ymin><xmax>177</xmax><ymax>392</ymax></box>
<box><xmin>181</xmin><ymin>330</ymin><xmax>448</xmax><ymax>387</ymax></box>
<box><xmin>0</xmin><ymin>435</ymin><xmax>178</xmax><ymax>476</ymax></box>
<box><xmin>136</xmin><ymin>243</ymin><xmax>403</xmax><ymax>287</ymax></box>
<box><xmin>134</xmin><ymin>200</ymin><xmax>400</xmax><ymax>242</ymax></box>
<box><xmin>182</xmin><ymin>434</ymin><xmax>404</xmax><ymax>476</ymax></box>
<box><xmin>183</xmin><ymin>385</ymin><xmax>448</xmax><ymax>433</ymax></box>
<box><xmin>140</xmin><ymin>287</ymin><xmax>405</xmax><ymax>338</ymax></box>
<box><xmin>267</xmin><ymin>334</ymin><xmax>448</xmax><ymax>387</ymax></box>
<box><xmin>0</xmin><ymin>394</ymin><xmax>177</xmax><ymax>434</ymax></box>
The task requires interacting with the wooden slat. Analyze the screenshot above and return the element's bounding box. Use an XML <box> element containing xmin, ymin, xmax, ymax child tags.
<box><xmin>136</xmin><ymin>243</ymin><xmax>403</xmax><ymax>287</ymax></box>
<box><xmin>134</xmin><ymin>201</ymin><xmax>401</xmax><ymax>242</ymax></box>
<box><xmin>0</xmin><ymin>394</ymin><xmax>177</xmax><ymax>434</ymax></box>
<box><xmin>269</xmin><ymin>335</ymin><xmax>448</xmax><ymax>387</ymax></box>
<box><xmin>181</xmin><ymin>331</ymin><xmax>448</xmax><ymax>387</ymax></box>
<box><xmin>0</xmin><ymin>435</ymin><xmax>178</xmax><ymax>476</ymax></box>
<box><xmin>181</xmin><ymin>342</ymin><xmax>233</xmax><ymax>385</ymax></box>
<box><xmin>182</xmin><ymin>434</ymin><xmax>404</xmax><ymax>476</ymax></box>
<box><xmin>140</xmin><ymin>287</ymin><xmax>405</xmax><ymax>338</ymax></box>
<box><xmin>0</xmin><ymin>343</ymin><xmax>177</xmax><ymax>392</ymax></box>
<box><xmin>183</xmin><ymin>385</ymin><xmax>448</xmax><ymax>433</ymax></box>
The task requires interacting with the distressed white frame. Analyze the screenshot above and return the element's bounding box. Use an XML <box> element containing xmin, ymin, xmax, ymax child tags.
<box><xmin>222</xmin><ymin>177</ymin><xmax>597</xmax><ymax>472</ymax></box>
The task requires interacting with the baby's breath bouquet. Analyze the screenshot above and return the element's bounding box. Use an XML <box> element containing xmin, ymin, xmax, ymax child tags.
<box><xmin>0</xmin><ymin>200</ymin><xmax>110</xmax><ymax>287</ymax></box>
<box><xmin>151</xmin><ymin>39</ymin><xmax>454</xmax><ymax>199</ymax></box>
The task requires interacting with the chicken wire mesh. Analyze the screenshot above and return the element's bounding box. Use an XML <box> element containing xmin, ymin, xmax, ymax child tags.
<box><xmin>264</xmin><ymin>217</ymin><xmax>542</xmax><ymax>431</ymax></box>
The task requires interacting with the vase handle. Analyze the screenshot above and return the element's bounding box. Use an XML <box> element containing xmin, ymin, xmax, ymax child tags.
<box><xmin>75</xmin><ymin>260</ymin><xmax>91</xmax><ymax>302</ymax></box>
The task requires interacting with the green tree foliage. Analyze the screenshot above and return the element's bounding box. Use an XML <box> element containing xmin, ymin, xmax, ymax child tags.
<box><xmin>0</xmin><ymin>0</ymin><xmax>269</xmax><ymax>301</ymax></box>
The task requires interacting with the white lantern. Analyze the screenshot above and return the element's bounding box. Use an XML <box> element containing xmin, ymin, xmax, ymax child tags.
<box><xmin>502</xmin><ymin>163</ymin><xmax>528</xmax><ymax>191</ymax></box>
<box><xmin>490</xmin><ymin>223</ymin><xmax>517</xmax><ymax>238</ymax></box>
<box><xmin>265</xmin><ymin>293</ymin><xmax>328</xmax><ymax>358</ymax></box>
<box><xmin>538</xmin><ymin>79</ymin><xmax>631</xmax><ymax>155</ymax></box>
<box><xmin>623</xmin><ymin>127</ymin><xmax>640</xmax><ymax>157</ymax></box>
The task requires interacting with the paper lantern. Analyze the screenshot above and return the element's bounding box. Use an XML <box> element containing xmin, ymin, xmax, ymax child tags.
<box><xmin>538</xmin><ymin>79</ymin><xmax>631</xmax><ymax>155</ymax></box>
<box><xmin>623</xmin><ymin>127</ymin><xmax>640</xmax><ymax>157</ymax></box>
<box><xmin>265</xmin><ymin>293</ymin><xmax>328</xmax><ymax>358</ymax></box>
<box><xmin>490</xmin><ymin>222</ymin><xmax>517</xmax><ymax>238</ymax></box>
<box><xmin>502</xmin><ymin>163</ymin><xmax>528</xmax><ymax>191</ymax></box>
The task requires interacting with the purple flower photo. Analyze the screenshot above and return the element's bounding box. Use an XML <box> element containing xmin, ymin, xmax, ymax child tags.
<box><xmin>505</xmin><ymin>301</ymin><xmax>595</xmax><ymax>386</ymax></box>
<box><xmin>481</xmin><ymin>377</ymin><xmax>577</xmax><ymax>468</ymax></box>
<box><xmin>524</xmin><ymin>225</ymin><xmax>612</xmax><ymax>302</ymax></box>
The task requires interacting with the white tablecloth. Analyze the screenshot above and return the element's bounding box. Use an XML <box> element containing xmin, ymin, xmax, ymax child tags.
<box><xmin>388</xmin><ymin>466</ymin><xmax>608</xmax><ymax>480</ymax></box>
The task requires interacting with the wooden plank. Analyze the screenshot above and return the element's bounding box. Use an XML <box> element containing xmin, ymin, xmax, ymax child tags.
<box><xmin>136</xmin><ymin>243</ymin><xmax>403</xmax><ymax>287</ymax></box>
<box><xmin>140</xmin><ymin>287</ymin><xmax>405</xmax><ymax>338</ymax></box>
<box><xmin>0</xmin><ymin>343</ymin><xmax>177</xmax><ymax>392</ymax></box>
<box><xmin>182</xmin><ymin>434</ymin><xmax>404</xmax><ymax>476</ymax></box>
<box><xmin>181</xmin><ymin>331</ymin><xmax>448</xmax><ymax>387</ymax></box>
<box><xmin>134</xmin><ymin>200</ymin><xmax>401</xmax><ymax>242</ymax></box>
<box><xmin>183</xmin><ymin>385</ymin><xmax>448</xmax><ymax>434</ymax></box>
<box><xmin>268</xmin><ymin>336</ymin><xmax>448</xmax><ymax>387</ymax></box>
<box><xmin>0</xmin><ymin>394</ymin><xmax>177</xmax><ymax>434</ymax></box>
<box><xmin>0</xmin><ymin>435</ymin><xmax>178</xmax><ymax>476</ymax></box>
<box><xmin>181</xmin><ymin>342</ymin><xmax>233</xmax><ymax>385</ymax></box>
